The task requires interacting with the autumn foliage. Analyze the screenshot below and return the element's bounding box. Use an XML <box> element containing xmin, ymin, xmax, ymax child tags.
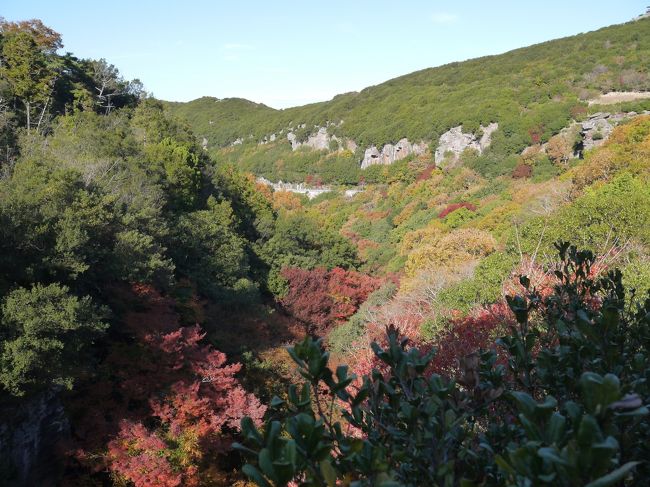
<box><xmin>428</xmin><ymin>303</ymin><xmax>512</xmax><ymax>377</ymax></box>
<box><xmin>512</xmin><ymin>162</ymin><xmax>533</xmax><ymax>179</ymax></box>
<box><xmin>280</xmin><ymin>267</ymin><xmax>381</xmax><ymax>334</ymax></box>
<box><xmin>68</xmin><ymin>285</ymin><xmax>265</xmax><ymax>487</ymax></box>
<box><xmin>438</xmin><ymin>201</ymin><xmax>477</xmax><ymax>219</ymax></box>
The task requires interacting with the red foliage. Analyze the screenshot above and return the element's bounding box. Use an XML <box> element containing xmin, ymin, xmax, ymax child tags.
<box><xmin>305</xmin><ymin>174</ymin><xmax>323</xmax><ymax>187</ymax></box>
<box><xmin>416</xmin><ymin>164</ymin><xmax>436</xmax><ymax>181</ymax></box>
<box><xmin>108</xmin><ymin>421</ymin><xmax>184</xmax><ymax>487</ymax></box>
<box><xmin>428</xmin><ymin>304</ymin><xmax>513</xmax><ymax>378</ymax></box>
<box><xmin>570</xmin><ymin>104</ymin><xmax>587</xmax><ymax>119</ymax></box>
<box><xmin>280</xmin><ymin>267</ymin><xmax>381</xmax><ymax>335</ymax></box>
<box><xmin>67</xmin><ymin>284</ymin><xmax>265</xmax><ymax>485</ymax></box>
<box><xmin>437</xmin><ymin>202</ymin><xmax>477</xmax><ymax>219</ymax></box>
<box><xmin>528</xmin><ymin>125</ymin><xmax>544</xmax><ymax>144</ymax></box>
<box><xmin>365</xmin><ymin>210</ymin><xmax>391</xmax><ymax>220</ymax></box>
<box><xmin>512</xmin><ymin>163</ymin><xmax>533</xmax><ymax>179</ymax></box>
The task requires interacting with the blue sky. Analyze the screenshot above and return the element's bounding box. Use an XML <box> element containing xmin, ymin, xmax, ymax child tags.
<box><xmin>3</xmin><ymin>1</ymin><xmax>648</xmax><ymax>108</ymax></box>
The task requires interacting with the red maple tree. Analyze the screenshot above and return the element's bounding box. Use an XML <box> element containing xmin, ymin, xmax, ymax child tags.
<box><xmin>67</xmin><ymin>285</ymin><xmax>265</xmax><ymax>486</ymax></box>
<box><xmin>280</xmin><ymin>267</ymin><xmax>381</xmax><ymax>335</ymax></box>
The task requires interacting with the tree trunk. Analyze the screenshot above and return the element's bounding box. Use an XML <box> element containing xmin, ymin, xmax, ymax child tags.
<box><xmin>24</xmin><ymin>100</ymin><xmax>31</xmax><ymax>135</ymax></box>
<box><xmin>36</xmin><ymin>98</ymin><xmax>49</xmax><ymax>134</ymax></box>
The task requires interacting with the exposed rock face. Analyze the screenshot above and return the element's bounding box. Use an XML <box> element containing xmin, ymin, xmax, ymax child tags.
<box><xmin>580</xmin><ymin>111</ymin><xmax>650</xmax><ymax>151</ymax></box>
<box><xmin>434</xmin><ymin>123</ymin><xmax>498</xmax><ymax>165</ymax></box>
<box><xmin>287</xmin><ymin>127</ymin><xmax>341</xmax><ymax>151</ymax></box>
<box><xmin>257</xmin><ymin>177</ymin><xmax>366</xmax><ymax>199</ymax></box>
<box><xmin>260</xmin><ymin>133</ymin><xmax>278</xmax><ymax>145</ymax></box>
<box><xmin>0</xmin><ymin>388</ymin><xmax>69</xmax><ymax>486</ymax></box>
<box><xmin>360</xmin><ymin>138</ymin><xmax>428</xmax><ymax>169</ymax></box>
<box><xmin>231</xmin><ymin>137</ymin><xmax>243</xmax><ymax>146</ymax></box>
<box><xmin>287</xmin><ymin>131</ymin><xmax>300</xmax><ymax>150</ymax></box>
<box><xmin>305</xmin><ymin>127</ymin><xmax>332</xmax><ymax>150</ymax></box>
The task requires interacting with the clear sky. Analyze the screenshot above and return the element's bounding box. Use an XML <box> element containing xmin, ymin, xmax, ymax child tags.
<box><xmin>3</xmin><ymin>1</ymin><xmax>648</xmax><ymax>108</ymax></box>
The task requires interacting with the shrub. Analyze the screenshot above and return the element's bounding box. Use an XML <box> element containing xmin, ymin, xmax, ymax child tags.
<box><xmin>512</xmin><ymin>162</ymin><xmax>533</xmax><ymax>178</ymax></box>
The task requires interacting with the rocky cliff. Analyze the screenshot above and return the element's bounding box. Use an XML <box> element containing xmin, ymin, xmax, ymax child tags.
<box><xmin>0</xmin><ymin>389</ymin><xmax>69</xmax><ymax>486</ymax></box>
<box><xmin>287</xmin><ymin>126</ymin><xmax>339</xmax><ymax>151</ymax></box>
<box><xmin>360</xmin><ymin>138</ymin><xmax>429</xmax><ymax>169</ymax></box>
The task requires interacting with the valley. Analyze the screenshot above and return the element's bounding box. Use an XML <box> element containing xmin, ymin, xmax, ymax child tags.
<box><xmin>0</xmin><ymin>11</ymin><xmax>650</xmax><ymax>487</ymax></box>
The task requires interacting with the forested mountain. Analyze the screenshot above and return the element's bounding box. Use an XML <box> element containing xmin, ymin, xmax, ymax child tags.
<box><xmin>166</xmin><ymin>17</ymin><xmax>650</xmax><ymax>184</ymax></box>
<box><xmin>1</xmin><ymin>14</ymin><xmax>650</xmax><ymax>487</ymax></box>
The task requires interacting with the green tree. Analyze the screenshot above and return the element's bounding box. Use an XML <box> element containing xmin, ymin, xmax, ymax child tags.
<box><xmin>0</xmin><ymin>31</ymin><xmax>57</xmax><ymax>133</ymax></box>
<box><xmin>0</xmin><ymin>283</ymin><xmax>107</xmax><ymax>396</ymax></box>
<box><xmin>145</xmin><ymin>137</ymin><xmax>203</xmax><ymax>210</ymax></box>
<box><xmin>260</xmin><ymin>213</ymin><xmax>358</xmax><ymax>295</ymax></box>
<box><xmin>170</xmin><ymin>196</ymin><xmax>256</xmax><ymax>302</ymax></box>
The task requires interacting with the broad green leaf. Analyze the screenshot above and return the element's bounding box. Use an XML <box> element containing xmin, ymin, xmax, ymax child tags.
<box><xmin>585</xmin><ymin>461</ymin><xmax>641</xmax><ymax>487</ymax></box>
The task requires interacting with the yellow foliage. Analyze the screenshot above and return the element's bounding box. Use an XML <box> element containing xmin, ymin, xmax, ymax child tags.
<box><xmin>519</xmin><ymin>145</ymin><xmax>544</xmax><ymax>165</ymax></box>
<box><xmin>400</xmin><ymin>222</ymin><xmax>445</xmax><ymax>256</ymax></box>
<box><xmin>272</xmin><ymin>190</ymin><xmax>303</xmax><ymax>211</ymax></box>
<box><xmin>404</xmin><ymin>228</ymin><xmax>496</xmax><ymax>277</ymax></box>
<box><xmin>546</xmin><ymin>133</ymin><xmax>573</xmax><ymax>164</ymax></box>
<box><xmin>475</xmin><ymin>202</ymin><xmax>522</xmax><ymax>236</ymax></box>
<box><xmin>393</xmin><ymin>201</ymin><xmax>419</xmax><ymax>226</ymax></box>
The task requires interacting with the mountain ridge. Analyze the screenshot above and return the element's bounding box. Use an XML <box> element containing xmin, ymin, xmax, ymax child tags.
<box><xmin>165</xmin><ymin>17</ymin><xmax>650</xmax><ymax>158</ymax></box>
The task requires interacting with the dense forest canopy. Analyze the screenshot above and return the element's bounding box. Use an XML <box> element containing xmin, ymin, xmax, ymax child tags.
<box><xmin>0</xmin><ymin>14</ymin><xmax>650</xmax><ymax>487</ymax></box>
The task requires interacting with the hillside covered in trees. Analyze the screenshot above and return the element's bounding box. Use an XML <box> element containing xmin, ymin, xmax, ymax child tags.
<box><xmin>166</xmin><ymin>17</ymin><xmax>650</xmax><ymax>184</ymax></box>
<box><xmin>1</xmin><ymin>14</ymin><xmax>650</xmax><ymax>487</ymax></box>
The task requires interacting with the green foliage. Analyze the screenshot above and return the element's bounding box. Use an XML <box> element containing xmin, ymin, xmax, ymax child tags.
<box><xmin>442</xmin><ymin>206</ymin><xmax>475</xmax><ymax>229</ymax></box>
<box><xmin>531</xmin><ymin>155</ymin><xmax>562</xmax><ymax>182</ymax></box>
<box><xmin>144</xmin><ymin>137</ymin><xmax>203</xmax><ymax>210</ymax></box>
<box><xmin>170</xmin><ymin>196</ymin><xmax>256</xmax><ymax>303</ymax></box>
<box><xmin>111</xmin><ymin>230</ymin><xmax>175</xmax><ymax>288</ymax></box>
<box><xmin>515</xmin><ymin>174</ymin><xmax>650</xmax><ymax>257</ymax></box>
<box><xmin>433</xmin><ymin>251</ymin><xmax>517</xmax><ymax>318</ymax></box>
<box><xmin>0</xmin><ymin>283</ymin><xmax>107</xmax><ymax>396</ymax></box>
<box><xmin>0</xmin><ymin>31</ymin><xmax>56</xmax><ymax>131</ymax></box>
<box><xmin>261</xmin><ymin>212</ymin><xmax>359</xmax><ymax>296</ymax></box>
<box><xmin>466</xmin><ymin>152</ymin><xmax>519</xmax><ymax>179</ymax></box>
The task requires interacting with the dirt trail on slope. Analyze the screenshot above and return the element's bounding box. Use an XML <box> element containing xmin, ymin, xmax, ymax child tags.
<box><xmin>588</xmin><ymin>91</ymin><xmax>650</xmax><ymax>105</ymax></box>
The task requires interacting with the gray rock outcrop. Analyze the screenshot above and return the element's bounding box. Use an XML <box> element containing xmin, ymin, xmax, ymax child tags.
<box><xmin>305</xmin><ymin>127</ymin><xmax>333</xmax><ymax>150</ymax></box>
<box><xmin>287</xmin><ymin>127</ymin><xmax>338</xmax><ymax>151</ymax></box>
<box><xmin>286</xmin><ymin>131</ymin><xmax>299</xmax><ymax>149</ymax></box>
<box><xmin>0</xmin><ymin>388</ymin><xmax>70</xmax><ymax>486</ymax></box>
<box><xmin>360</xmin><ymin>138</ymin><xmax>428</xmax><ymax>169</ymax></box>
<box><xmin>580</xmin><ymin>110</ymin><xmax>650</xmax><ymax>151</ymax></box>
<box><xmin>434</xmin><ymin>123</ymin><xmax>498</xmax><ymax>164</ymax></box>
